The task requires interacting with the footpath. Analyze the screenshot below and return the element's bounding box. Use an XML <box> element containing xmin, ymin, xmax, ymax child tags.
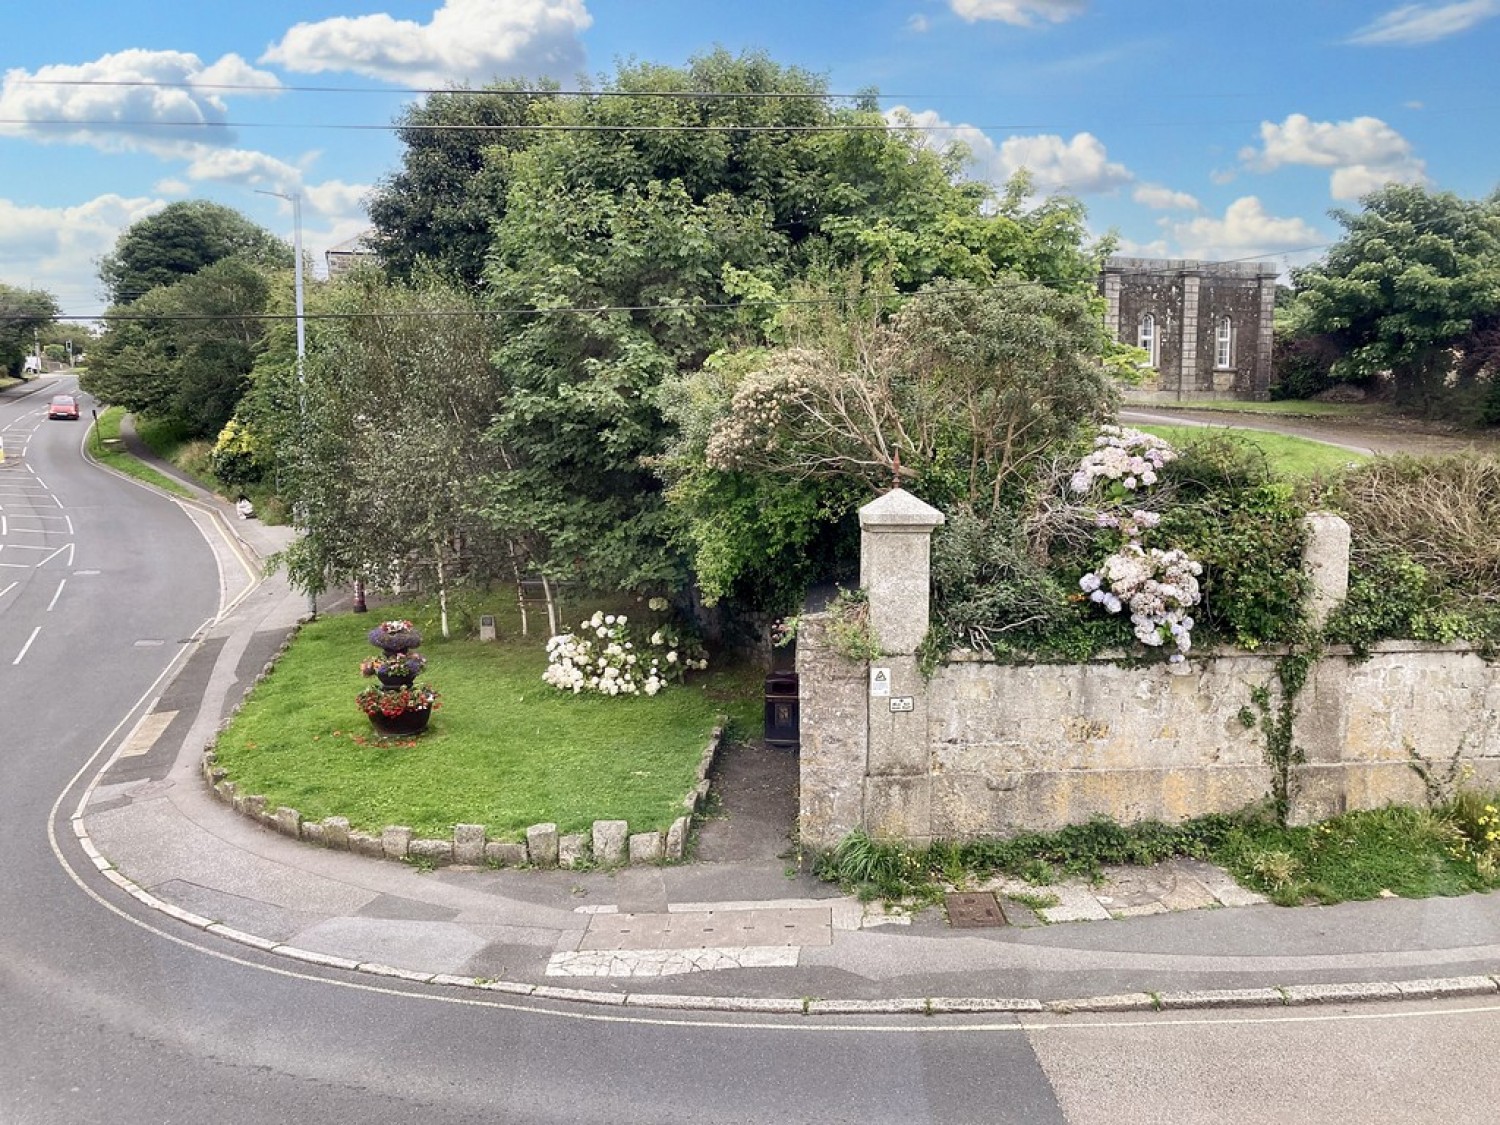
<box><xmin>70</xmin><ymin>420</ymin><xmax>1500</xmax><ymax>1017</ymax></box>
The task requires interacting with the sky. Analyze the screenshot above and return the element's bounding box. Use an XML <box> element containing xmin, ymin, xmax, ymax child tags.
<box><xmin>2</xmin><ymin>0</ymin><xmax>1498</xmax><ymax>323</ymax></box>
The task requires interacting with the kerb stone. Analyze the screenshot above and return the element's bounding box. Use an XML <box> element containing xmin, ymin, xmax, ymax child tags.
<box><xmin>593</xmin><ymin>820</ymin><xmax>629</xmax><ymax>866</ymax></box>
<box><xmin>381</xmin><ymin>825</ymin><xmax>413</xmax><ymax>860</ymax></box>
<box><xmin>628</xmin><ymin>831</ymin><xmax>663</xmax><ymax>865</ymax></box>
<box><xmin>485</xmin><ymin>840</ymin><xmax>527</xmax><ymax>867</ymax></box>
<box><xmin>526</xmin><ymin>822</ymin><xmax>559</xmax><ymax>868</ymax></box>
<box><xmin>452</xmin><ymin>823</ymin><xmax>486</xmax><ymax>866</ymax></box>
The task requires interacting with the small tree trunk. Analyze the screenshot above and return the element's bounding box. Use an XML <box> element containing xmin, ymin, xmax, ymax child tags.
<box><xmin>540</xmin><ymin>573</ymin><xmax>558</xmax><ymax>637</ymax></box>
<box><xmin>434</xmin><ymin>541</ymin><xmax>451</xmax><ymax>639</ymax></box>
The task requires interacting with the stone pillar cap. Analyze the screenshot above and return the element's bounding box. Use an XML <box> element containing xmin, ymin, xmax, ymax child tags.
<box><xmin>859</xmin><ymin>488</ymin><xmax>946</xmax><ymax>531</ymax></box>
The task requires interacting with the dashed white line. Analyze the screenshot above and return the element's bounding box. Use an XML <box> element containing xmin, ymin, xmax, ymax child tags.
<box><xmin>13</xmin><ymin>625</ymin><xmax>40</xmax><ymax>665</ymax></box>
<box><xmin>47</xmin><ymin>578</ymin><xmax>66</xmax><ymax>612</ymax></box>
<box><xmin>0</xmin><ymin>581</ymin><xmax>16</xmax><ymax>600</ymax></box>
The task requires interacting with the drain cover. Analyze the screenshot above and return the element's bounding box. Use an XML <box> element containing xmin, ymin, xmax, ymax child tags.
<box><xmin>945</xmin><ymin>892</ymin><xmax>1007</xmax><ymax>928</ymax></box>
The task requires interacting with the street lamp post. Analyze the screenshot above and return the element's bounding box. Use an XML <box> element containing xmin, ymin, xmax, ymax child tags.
<box><xmin>256</xmin><ymin>189</ymin><xmax>314</xmax><ymax>618</ymax></box>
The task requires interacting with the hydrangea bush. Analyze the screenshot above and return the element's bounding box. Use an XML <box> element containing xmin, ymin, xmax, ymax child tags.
<box><xmin>1072</xmin><ymin>427</ymin><xmax>1203</xmax><ymax>661</ymax></box>
<box><xmin>1080</xmin><ymin>544</ymin><xmax>1203</xmax><ymax>657</ymax></box>
<box><xmin>542</xmin><ymin>611</ymin><xmax>708</xmax><ymax>697</ymax></box>
<box><xmin>1069</xmin><ymin>425</ymin><xmax>1178</xmax><ymax>496</ymax></box>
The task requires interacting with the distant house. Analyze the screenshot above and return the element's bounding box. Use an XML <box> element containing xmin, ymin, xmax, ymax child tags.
<box><xmin>324</xmin><ymin>232</ymin><xmax>379</xmax><ymax>279</ymax></box>
<box><xmin>1101</xmin><ymin>256</ymin><xmax>1278</xmax><ymax>401</ymax></box>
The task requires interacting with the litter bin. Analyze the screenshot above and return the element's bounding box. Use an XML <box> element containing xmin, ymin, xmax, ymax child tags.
<box><xmin>763</xmin><ymin>671</ymin><xmax>800</xmax><ymax>749</ymax></box>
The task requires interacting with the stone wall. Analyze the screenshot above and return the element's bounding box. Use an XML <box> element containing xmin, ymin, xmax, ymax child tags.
<box><xmin>796</xmin><ymin>491</ymin><xmax>1500</xmax><ymax>849</ymax></box>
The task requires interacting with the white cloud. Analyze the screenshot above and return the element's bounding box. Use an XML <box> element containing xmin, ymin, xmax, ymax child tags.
<box><xmin>992</xmin><ymin>132</ymin><xmax>1132</xmax><ymax>193</ymax></box>
<box><xmin>1133</xmin><ymin>183</ymin><xmax>1200</xmax><ymax>211</ymax></box>
<box><xmin>1161</xmin><ymin>196</ymin><xmax>1323</xmax><ymax>260</ymax></box>
<box><xmin>153</xmin><ymin>178</ymin><xmax>191</xmax><ymax>196</ymax></box>
<box><xmin>302</xmin><ymin>179</ymin><xmax>375</xmax><ymax>219</ymax></box>
<box><xmin>0</xmin><ymin>50</ymin><xmax>281</xmax><ymax>160</ymax></box>
<box><xmin>1347</xmin><ymin>1</ymin><xmax>1500</xmax><ymax>45</ymax></box>
<box><xmin>889</xmin><ymin>107</ymin><xmax>1132</xmax><ymax>194</ymax></box>
<box><xmin>1114</xmin><ymin>234</ymin><xmax>1171</xmax><ymax>258</ymax></box>
<box><xmin>907</xmin><ymin>14</ymin><xmax>931</xmax><ymax>32</ymax></box>
<box><xmin>950</xmin><ymin>0</ymin><xmax>1088</xmax><ymax>26</ymax></box>
<box><xmin>261</xmin><ymin>0</ymin><xmax>592</xmax><ymax>86</ymax></box>
<box><xmin>0</xmin><ymin>193</ymin><xmax>166</xmax><ymax>309</ymax></box>
<box><xmin>183</xmin><ymin>148</ymin><xmax>303</xmax><ymax>193</ymax></box>
<box><xmin>1241</xmin><ymin>113</ymin><xmax>1426</xmax><ymax>200</ymax></box>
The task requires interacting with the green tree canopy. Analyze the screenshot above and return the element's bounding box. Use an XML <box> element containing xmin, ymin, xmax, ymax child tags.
<box><xmin>1289</xmin><ymin>184</ymin><xmax>1500</xmax><ymax>412</ymax></box>
<box><xmin>0</xmin><ymin>284</ymin><xmax>59</xmax><ymax>376</ymax></box>
<box><xmin>273</xmin><ymin>274</ymin><xmax>510</xmax><ymax>634</ymax></box>
<box><xmin>365</xmin><ymin>50</ymin><xmax>1106</xmax><ymax>600</ymax></box>
<box><xmin>81</xmin><ymin>257</ymin><xmax>273</xmax><ymax>437</ymax></box>
<box><xmin>98</xmin><ymin>200</ymin><xmax>292</xmax><ymax>306</ymax></box>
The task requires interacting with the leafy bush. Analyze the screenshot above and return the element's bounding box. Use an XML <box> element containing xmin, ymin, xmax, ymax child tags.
<box><xmin>1322</xmin><ymin>453</ymin><xmax>1500</xmax><ymax>651</ymax></box>
<box><xmin>1153</xmin><ymin>436</ymin><xmax>1310</xmax><ymax>649</ymax></box>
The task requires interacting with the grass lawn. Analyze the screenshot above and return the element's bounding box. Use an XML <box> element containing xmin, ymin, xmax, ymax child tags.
<box><xmin>89</xmin><ymin>407</ymin><xmax>194</xmax><ymax>497</ymax></box>
<box><xmin>1130</xmin><ymin>398</ymin><xmax>1381</xmax><ymax>418</ymax></box>
<box><xmin>210</xmin><ymin>603</ymin><xmax>764</xmax><ymax>841</ymax></box>
<box><xmin>1134</xmin><ymin>423</ymin><xmax>1369</xmax><ymax>477</ymax></box>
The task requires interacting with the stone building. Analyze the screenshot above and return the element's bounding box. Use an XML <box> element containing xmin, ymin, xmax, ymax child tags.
<box><xmin>1101</xmin><ymin>256</ymin><xmax>1278</xmax><ymax>401</ymax></box>
<box><xmin>324</xmin><ymin>232</ymin><xmax>378</xmax><ymax>279</ymax></box>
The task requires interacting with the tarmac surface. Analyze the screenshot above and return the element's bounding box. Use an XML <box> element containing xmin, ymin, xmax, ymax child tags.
<box><xmin>70</xmin><ymin>415</ymin><xmax>1500</xmax><ymax>1018</ymax></box>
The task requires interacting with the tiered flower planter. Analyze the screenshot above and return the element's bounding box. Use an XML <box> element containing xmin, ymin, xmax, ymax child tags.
<box><xmin>357</xmin><ymin>621</ymin><xmax>439</xmax><ymax>737</ymax></box>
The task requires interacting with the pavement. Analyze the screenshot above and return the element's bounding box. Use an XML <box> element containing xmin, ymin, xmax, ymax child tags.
<box><xmin>68</xmin><ymin>418</ymin><xmax>1500</xmax><ymax>1017</ymax></box>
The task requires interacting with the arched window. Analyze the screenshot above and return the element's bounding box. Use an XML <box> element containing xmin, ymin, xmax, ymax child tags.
<box><xmin>1138</xmin><ymin>313</ymin><xmax>1158</xmax><ymax>367</ymax></box>
<box><xmin>1215</xmin><ymin>316</ymin><xmax>1233</xmax><ymax>368</ymax></box>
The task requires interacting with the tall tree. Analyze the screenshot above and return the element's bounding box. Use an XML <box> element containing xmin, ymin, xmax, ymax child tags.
<box><xmin>428</xmin><ymin>50</ymin><xmax>1106</xmax><ymax>597</ymax></box>
<box><xmin>98</xmin><ymin>200</ymin><xmax>291</xmax><ymax>306</ymax></box>
<box><xmin>1289</xmin><ymin>184</ymin><xmax>1500</xmax><ymax>412</ymax></box>
<box><xmin>82</xmin><ymin>257</ymin><xmax>272</xmax><ymax>437</ymax></box>
<box><xmin>365</xmin><ymin>82</ymin><xmax>555</xmax><ymax>288</ymax></box>
<box><xmin>0</xmin><ymin>284</ymin><xmax>59</xmax><ymax>376</ymax></box>
<box><xmin>274</xmin><ymin>275</ymin><xmax>511</xmax><ymax>634</ymax></box>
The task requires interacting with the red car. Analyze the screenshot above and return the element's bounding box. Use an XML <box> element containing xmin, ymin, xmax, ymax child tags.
<box><xmin>48</xmin><ymin>395</ymin><xmax>79</xmax><ymax>420</ymax></box>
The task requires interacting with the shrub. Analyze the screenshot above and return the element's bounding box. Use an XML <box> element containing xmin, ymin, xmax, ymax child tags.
<box><xmin>1154</xmin><ymin>436</ymin><xmax>1310</xmax><ymax>649</ymax></box>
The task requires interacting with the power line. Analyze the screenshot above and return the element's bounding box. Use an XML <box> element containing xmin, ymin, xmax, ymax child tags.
<box><xmin>31</xmin><ymin>255</ymin><xmax>1323</xmax><ymax>325</ymax></box>
<box><xmin>6</xmin><ymin>117</ymin><xmax>1054</xmax><ymax>134</ymax></box>
<box><xmin>12</xmin><ymin>78</ymin><xmax>884</xmax><ymax>100</ymax></box>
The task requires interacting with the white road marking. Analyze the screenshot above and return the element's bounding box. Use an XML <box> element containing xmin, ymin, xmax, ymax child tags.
<box><xmin>114</xmin><ymin>710</ymin><xmax>178</xmax><ymax>758</ymax></box>
<box><xmin>0</xmin><ymin>581</ymin><xmax>16</xmax><ymax>599</ymax></box>
<box><xmin>34</xmin><ymin>543</ymin><xmax>74</xmax><ymax>568</ymax></box>
<box><xmin>13</xmin><ymin>625</ymin><xmax>40</xmax><ymax>664</ymax></box>
<box><xmin>46</xmin><ymin>578</ymin><xmax>65</xmax><ymax>612</ymax></box>
<box><xmin>547</xmin><ymin>947</ymin><xmax>801</xmax><ymax>978</ymax></box>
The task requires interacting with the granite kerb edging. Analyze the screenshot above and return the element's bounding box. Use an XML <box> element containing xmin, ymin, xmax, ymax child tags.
<box><xmin>197</xmin><ymin>632</ymin><xmax>723</xmax><ymax>869</ymax></box>
<box><xmin>63</xmin><ymin>831</ymin><xmax>1500</xmax><ymax>1018</ymax></box>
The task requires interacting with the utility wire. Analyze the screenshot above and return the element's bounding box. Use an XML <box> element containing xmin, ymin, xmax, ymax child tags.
<box><xmin>26</xmin><ymin>254</ymin><xmax>1314</xmax><ymax>325</ymax></box>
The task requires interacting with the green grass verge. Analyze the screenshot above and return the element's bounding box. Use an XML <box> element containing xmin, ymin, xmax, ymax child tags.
<box><xmin>1211</xmin><ymin>804</ymin><xmax>1493</xmax><ymax>906</ymax></box>
<box><xmin>817</xmin><ymin>800</ymin><xmax>1500</xmax><ymax>907</ymax></box>
<box><xmin>210</xmin><ymin>603</ymin><xmax>763</xmax><ymax>840</ymax></box>
<box><xmin>1132</xmin><ymin>399</ymin><xmax>1380</xmax><ymax>418</ymax></box>
<box><xmin>1135</xmin><ymin>423</ymin><xmax>1369</xmax><ymax>478</ymax></box>
<box><xmin>88</xmin><ymin>407</ymin><xmax>194</xmax><ymax>497</ymax></box>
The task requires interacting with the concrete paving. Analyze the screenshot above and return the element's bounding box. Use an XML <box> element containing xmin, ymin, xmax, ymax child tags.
<box><xmin>74</xmin><ymin>422</ymin><xmax>1500</xmax><ymax>1016</ymax></box>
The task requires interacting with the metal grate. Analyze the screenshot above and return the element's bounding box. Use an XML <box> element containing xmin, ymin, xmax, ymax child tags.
<box><xmin>945</xmin><ymin>891</ymin><xmax>1007</xmax><ymax>928</ymax></box>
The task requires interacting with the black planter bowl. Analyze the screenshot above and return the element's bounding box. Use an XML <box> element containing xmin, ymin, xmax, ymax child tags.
<box><xmin>368</xmin><ymin>708</ymin><xmax>431</xmax><ymax>736</ymax></box>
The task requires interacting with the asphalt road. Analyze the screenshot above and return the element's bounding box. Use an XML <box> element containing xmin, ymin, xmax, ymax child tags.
<box><xmin>1</xmin><ymin>378</ymin><xmax>1497</xmax><ymax>1124</ymax></box>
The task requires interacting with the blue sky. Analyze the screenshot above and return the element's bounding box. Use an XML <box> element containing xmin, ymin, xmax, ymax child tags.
<box><xmin>2</xmin><ymin>0</ymin><xmax>1498</xmax><ymax>320</ymax></box>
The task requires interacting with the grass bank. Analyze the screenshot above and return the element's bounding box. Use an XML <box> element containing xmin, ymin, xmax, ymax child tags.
<box><xmin>210</xmin><ymin>603</ymin><xmax>763</xmax><ymax>841</ymax></box>
<box><xmin>819</xmin><ymin>798</ymin><xmax>1500</xmax><ymax>908</ymax></box>
<box><xmin>88</xmin><ymin>407</ymin><xmax>194</xmax><ymax>497</ymax></box>
<box><xmin>1134</xmin><ymin>423</ymin><xmax>1369</xmax><ymax>477</ymax></box>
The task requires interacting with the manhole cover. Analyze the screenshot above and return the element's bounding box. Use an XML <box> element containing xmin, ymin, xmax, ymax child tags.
<box><xmin>945</xmin><ymin>892</ymin><xmax>1007</xmax><ymax>928</ymax></box>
